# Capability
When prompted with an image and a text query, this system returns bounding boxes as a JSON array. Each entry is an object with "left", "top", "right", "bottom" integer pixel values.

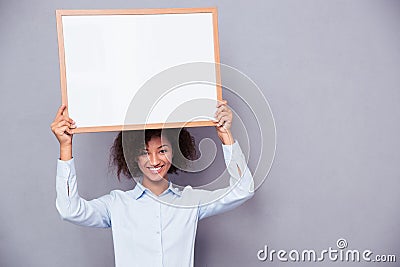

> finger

[
  {"left": 58, "top": 125, "right": 68, "bottom": 136},
  {"left": 223, "top": 121, "right": 232, "bottom": 130},
  {"left": 54, "top": 114, "right": 75, "bottom": 127},
  {"left": 64, "top": 126, "right": 74, "bottom": 135},
  {"left": 218, "top": 114, "right": 232, "bottom": 125},
  {"left": 56, "top": 120, "right": 76, "bottom": 130},
  {"left": 62, "top": 124, "right": 75, "bottom": 135},
  {"left": 54, "top": 106, "right": 75, "bottom": 125},
  {"left": 62, "top": 115, "right": 75, "bottom": 125},
  {"left": 214, "top": 106, "right": 231, "bottom": 120},
  {"left": 216, "top": 99, "right": 228, "bottom": 108},
  {"left": 59, "top": 125, "right": 72, "bottom": 136},
  {"left": 215, "top": 111, "right": 231, "bottom": 122},
  {"left": 216, "top": 121, "right": 227, "bottom": 130},
  {"left": 215, "top": 103, "right": 232, "bottom": 116},
  {"left": 55, "top": 105, "right": 66, "bottom": 119},
  {"left": 217, "top": 119, "right": 232, "bottom": 130},
  {"left": 216, "top": 116, "right": 229, "bottom": 127},
  {"left": 52, "top": 115, "right": 69, "bottom": 128},
  {"left": 216, "top": 102, "right": 227, "bottom": 110},
  {"left": 214, "top": 105, "right": 226, "bottom": 116},
  {"left": 56, "top": 120, "right": 69, "bottom": 129}
]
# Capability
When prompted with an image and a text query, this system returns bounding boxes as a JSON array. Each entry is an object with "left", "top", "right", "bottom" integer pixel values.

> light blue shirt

[{"left": 56, "top": 141, "right": 254, "bottom": 267}]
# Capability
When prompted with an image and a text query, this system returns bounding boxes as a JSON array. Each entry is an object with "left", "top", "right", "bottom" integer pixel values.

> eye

[{"left": 159, "top": 149, "right": 168, "bottom": 154}]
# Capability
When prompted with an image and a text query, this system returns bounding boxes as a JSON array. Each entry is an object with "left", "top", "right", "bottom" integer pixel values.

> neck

[{"left": 141, "top": 176, "right": 169, "bottom": 196}]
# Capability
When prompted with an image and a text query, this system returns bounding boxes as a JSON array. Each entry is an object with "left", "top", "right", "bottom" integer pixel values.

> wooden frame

[{"left": 56, "top": 8, "right": 222, "bottom": 133}]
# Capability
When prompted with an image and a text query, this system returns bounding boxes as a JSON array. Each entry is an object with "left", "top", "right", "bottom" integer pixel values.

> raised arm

[
  {"left": 51, "top": 105, "right": 112, "bottom": 228},
  {"left": 55, "top": 158, "right": 112, "bottom": 227},
  {"left": 197, "top": 100, "right": 254, "bottom": 220},
  {"left": 197, "top": 140, "right": 254, "bottom": 220}
]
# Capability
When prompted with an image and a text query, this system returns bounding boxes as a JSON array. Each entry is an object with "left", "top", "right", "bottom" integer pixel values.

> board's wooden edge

[
  {"left": 71, "top": 120, "right": 217, "bottom": 134},
  {"left": 56, "top": 7, "right": 217, "bottom": 16},
  {"left": 56, "top": 7, "right": 221, "bottom": 133},
  {"left": 211, "top": 8, "right": 222, "bottom": 101},
  {"left": 56, "top": 10, "right": 69, "bottom": 117}
]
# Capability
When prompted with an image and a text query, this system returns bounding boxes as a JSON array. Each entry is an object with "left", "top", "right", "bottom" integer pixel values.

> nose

[{"left": 148, "top": 153, "right": 161, "bottom": 166}]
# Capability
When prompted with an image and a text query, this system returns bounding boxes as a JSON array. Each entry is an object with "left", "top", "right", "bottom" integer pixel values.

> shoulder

[
  {"left": 180, "top": 185, "right": 213, "bottom": 201},
  {"left": 105, "top": 189, "right": 134, "bottom": 201},
  {"left": 109, "top": 189, "right": 131, "bottom": 197},
  {"left": 101, "top": 189, "right": 136, "bottom": 207}
]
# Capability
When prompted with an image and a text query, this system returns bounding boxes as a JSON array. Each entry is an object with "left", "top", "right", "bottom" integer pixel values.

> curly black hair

[{"left": 110, "top": 128, "right": 197, "bottom": 180}]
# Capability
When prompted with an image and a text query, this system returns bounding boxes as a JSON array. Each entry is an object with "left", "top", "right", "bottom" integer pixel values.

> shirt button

[{"left": 156, "top": 231, "right": 160, "bottom": 234}]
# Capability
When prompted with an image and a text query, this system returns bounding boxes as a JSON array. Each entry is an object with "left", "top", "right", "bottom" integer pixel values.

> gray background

[{"left": 1, "top": 0, "right": 399, "bottom": 266}]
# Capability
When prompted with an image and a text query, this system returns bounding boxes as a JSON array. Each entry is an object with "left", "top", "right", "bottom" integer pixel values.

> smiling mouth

[{"left": 147, "top": 165, "right": 164, "bottom": 174}]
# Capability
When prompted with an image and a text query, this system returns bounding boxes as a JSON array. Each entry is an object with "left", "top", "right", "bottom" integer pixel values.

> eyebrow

[{"left": 143, "top": 144, "right": 169, "bottom": 150}]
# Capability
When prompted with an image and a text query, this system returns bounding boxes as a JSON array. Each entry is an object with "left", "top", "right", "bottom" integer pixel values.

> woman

[{"left": 51, "top": 100, "right": 254, "bottom": 267}]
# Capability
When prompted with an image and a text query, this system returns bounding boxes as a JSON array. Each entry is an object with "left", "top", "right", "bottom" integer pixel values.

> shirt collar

[{"left": 131, "top": 178, "right": 182, "bottom": 200}]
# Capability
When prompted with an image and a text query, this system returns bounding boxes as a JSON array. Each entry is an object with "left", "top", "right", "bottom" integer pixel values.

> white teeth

[{"left": 149, "top": 167, "right": 162, "bottom": 172}]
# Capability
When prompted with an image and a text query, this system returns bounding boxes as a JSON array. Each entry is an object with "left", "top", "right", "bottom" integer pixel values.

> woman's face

[{"left": 136, "top": 135, "right": 173, "bottom": 182}]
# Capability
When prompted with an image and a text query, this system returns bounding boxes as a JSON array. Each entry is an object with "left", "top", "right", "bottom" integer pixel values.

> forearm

[
  {"left": 198, "top": 140, "right": 254, "bottom": 220},
  {"left": 60, "top": 144, "right": 72, "bottom": 161},
  {"left": 223, "top": 140, "right": 254, "bottom": 193},
  {"left": 217, "top": 130, "right": 234, "bottom": 145},
  {"left": 55, "top": 159, "right": 111, "bottom": 227},
  {"left": 56, "top": 158, "right": 83, "bottom": 220}
]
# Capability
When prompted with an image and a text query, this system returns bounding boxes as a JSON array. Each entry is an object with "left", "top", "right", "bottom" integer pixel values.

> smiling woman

[
  {"left": 51, "top": 99, "right": 255, "bottom": 267},
  {"left": 110, "top": 128, "right": 197, "bottom": 179},
  {"left": 110, "top": 128, "right": 197, "bottom": 195}
]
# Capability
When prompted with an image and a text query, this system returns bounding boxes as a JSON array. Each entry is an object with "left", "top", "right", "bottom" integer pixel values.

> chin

[
  {"left": 145, "top": 165, "right": 170, "bottom": 179},
  {"left": 146, "top": 173, "right": 167, "bottom": 182},
  {"left": 143, "top": 170, "right": 169, "bottom": 182}
]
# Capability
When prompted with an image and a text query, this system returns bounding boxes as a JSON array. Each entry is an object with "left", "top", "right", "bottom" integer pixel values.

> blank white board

[{"left": 56, "top": 8, "right": 222, "bottom": 133}]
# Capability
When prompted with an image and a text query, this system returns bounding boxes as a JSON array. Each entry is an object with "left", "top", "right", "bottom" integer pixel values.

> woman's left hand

[{"left": 214, "top": 99, "right": 234, "bottom": 144}]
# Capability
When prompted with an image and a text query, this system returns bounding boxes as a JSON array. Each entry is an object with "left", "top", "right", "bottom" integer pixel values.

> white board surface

[{"left": 57, "top": 9, "right": 221, "bottom": 132}]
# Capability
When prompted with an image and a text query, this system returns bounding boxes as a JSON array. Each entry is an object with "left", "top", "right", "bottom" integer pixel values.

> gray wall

[{"left": 1, "top": 0, "right": 399, "bottom": 266}]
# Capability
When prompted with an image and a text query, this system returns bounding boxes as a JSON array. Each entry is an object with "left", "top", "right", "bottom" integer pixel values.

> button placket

[
  {"left": 157, "top": 202, "right": 163, "bottom": 265},
  {"left": 156, "top": 202, "right": 161, "bottom": 234}
]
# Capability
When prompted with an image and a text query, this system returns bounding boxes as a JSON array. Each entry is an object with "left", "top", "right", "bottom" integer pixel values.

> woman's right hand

[{"left": 51, "top": 105, "right": 76, "bottom": 152}]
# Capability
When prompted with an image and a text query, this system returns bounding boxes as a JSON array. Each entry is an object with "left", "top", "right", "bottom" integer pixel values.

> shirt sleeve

[
  {"left": 55, "top": 158, "right": 112, "bottom": 228},
  {"left": 198, "top": 140, "right": 255, "bottom": 220}
]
